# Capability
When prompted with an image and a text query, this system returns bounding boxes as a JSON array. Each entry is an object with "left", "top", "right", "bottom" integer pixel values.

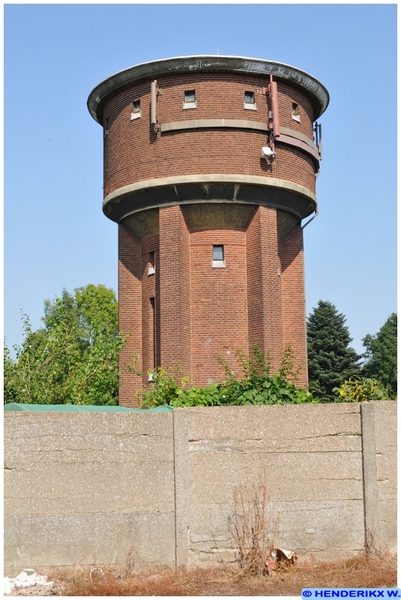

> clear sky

[{"left": 4, "top": 3, "right": 397, "bottom": 357}]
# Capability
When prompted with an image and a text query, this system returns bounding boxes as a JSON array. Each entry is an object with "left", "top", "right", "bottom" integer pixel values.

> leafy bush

[
  {"left": 4, "top": 285, "right": 124, "bottom": 405},
  {"left": 139, "top": 343, "right": 317, "bottom": 408},
  {"left": 136, "top": 366, "right": 190, "bottom": 407},
  {"left": 333, "top": 378, "right": 389, "bottom": 403}
]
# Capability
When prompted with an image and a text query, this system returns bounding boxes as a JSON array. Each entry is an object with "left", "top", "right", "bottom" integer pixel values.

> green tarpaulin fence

[{"left": 4, "top": 403, "right": 173, "bottom": 413}]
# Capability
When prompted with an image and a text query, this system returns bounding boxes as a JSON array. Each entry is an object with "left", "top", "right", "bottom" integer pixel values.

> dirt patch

[
  {"left": 7, "top": 583, "right": 61, "bottom": 596},
  {"left": 8, "top": 552, "right": 395, "bottom": 596}
]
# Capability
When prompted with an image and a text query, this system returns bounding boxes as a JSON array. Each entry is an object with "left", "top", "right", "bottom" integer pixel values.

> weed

[
  {"left": 227, "top": 479, "right": 279, "bottom": 575},
  {"left": 125, "top": 545, "right": 139, "bottom": 575}
]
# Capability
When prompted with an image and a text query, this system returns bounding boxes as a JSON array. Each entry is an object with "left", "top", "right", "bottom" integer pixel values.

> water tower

[{"left": 87, "top": 56, "right": 329, "bottom": 406}]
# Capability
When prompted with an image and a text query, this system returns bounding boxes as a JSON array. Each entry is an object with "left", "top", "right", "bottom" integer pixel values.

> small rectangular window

[
  {"left": 183, "top": 90, "right": 197, "bottom": 109},
  {"left": 292, "top": 102, "right": 301, "bottom": 122},
  {"left": 185, "top": 90, "right": 196, "bottom": 102},
  {"left": 213, "top": 245, "right": 224, "bottom": 261},
  {"left": 244, "top": 91, "right": 257, "bottom": 110},
  {"left": 131, "top": 100, "right": 141, "bottom": 120},
  {"left": 212, "top": 245, "right": 225, "bottom": 268},
  {"left": 148, "top": 251, "right": 155, "bottom": 275}
]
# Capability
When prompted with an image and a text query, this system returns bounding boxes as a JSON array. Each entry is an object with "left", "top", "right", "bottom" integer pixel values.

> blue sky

[{"left": 4, "top": 3, "right": 397, "bottom": 357}]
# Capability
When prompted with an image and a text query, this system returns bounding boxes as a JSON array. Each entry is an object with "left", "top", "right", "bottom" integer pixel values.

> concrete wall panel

[
  {"left": 4, "top": 412, "right": 176, "bottom": 571},
  {"left": 183, "top": 405, "right": 366, "bottom": 565},
  {"left": 372, "top": 401, "right": 397, "bottom": 552}
]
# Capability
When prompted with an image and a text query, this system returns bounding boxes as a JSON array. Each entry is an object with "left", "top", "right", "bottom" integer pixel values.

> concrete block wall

[
  {"left": 4, "top": 412, "right": 176, "bottom": 571},
  {"left": 4, "top": 402, "right": 396, "bottom": 573},
  {"left": 364, "top": 401, "right": 397, "bottom": 551}
]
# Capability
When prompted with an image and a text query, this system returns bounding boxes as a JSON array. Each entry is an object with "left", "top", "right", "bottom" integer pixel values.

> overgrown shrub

[
  {"left": 333, "top": 377, "right": 389, "bottom": 402},
  {"left": 138, "top": 343, "right": 317, "bottom": 408}
]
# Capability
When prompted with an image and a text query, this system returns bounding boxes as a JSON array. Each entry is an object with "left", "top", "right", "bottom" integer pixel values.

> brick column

[
  {"left": 141, "top": 234, "right": 160, "bottom": 386},
  {"left": 247, "top": 206, "right": 283, "bottom": 373},
  {"left": 280, "top": 224, "right": 308, "bottom": 387},
  {"left": 247, "top": 208, "right": 264, "bottom": 351},
  {"left": 118, "top": 224, "right": 142, "bottom": 406},
  {"left": 159, "top": 206, "right": 191, "bottom": 379}
]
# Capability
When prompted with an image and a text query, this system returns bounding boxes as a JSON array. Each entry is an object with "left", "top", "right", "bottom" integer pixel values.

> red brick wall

[
  {"left": 118, "top": 224, "right": 142, "bottom": 406},
  {"left": 246, "top": 208, "right": 264, "bottom": 352},
  {"left": 159, "top": 206, "right": 192, "bottom": 378},
  {"left": 189, "top": 228, "right": 248, "bottom": 386},
  {"left": 246, "top": 207, "right": 283, "bottom": 373},
  {"left": 280, "top": 225, "right": 308, "bottom": 387},
  {"left": 118, "top": 207, "right": 309, "bottom": 405},
  {"left": 278, "top": 82, "right": 314, "bottom": 137},
  {"left": 140, "top": 234, "right": 159, "bottom": 386},
  {"left": 102, "top": 74, "right": 316, "bottom": 197}
]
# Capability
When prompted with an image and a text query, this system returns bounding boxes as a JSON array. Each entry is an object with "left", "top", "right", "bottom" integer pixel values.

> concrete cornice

[
  {"left": 102, "top": 175, "right": 318, "bottom": 227},
  {"left": 103, "top": 173, "right": 317, "bottom": 209},
  {"left": 88, "top": 55, "right": 329, "bottom": 124}
]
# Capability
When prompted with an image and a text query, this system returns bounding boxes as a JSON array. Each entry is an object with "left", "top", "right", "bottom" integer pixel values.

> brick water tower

[{"left": 87, "top": 56, "right": 329, "bottom": 407}]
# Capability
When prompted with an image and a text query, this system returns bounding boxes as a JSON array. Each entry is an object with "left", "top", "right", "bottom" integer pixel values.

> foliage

[
  {"left": 333, "top": 377, "right": 389, "bottom": 403},
  {"left": 135, "top": 365, "right": 191, "bottom": 408},
  {"left": 361, "top": 313, "right": 397, "bottom": 398},
  {"left": 139, "top": 343, "right": 317, "bottom": 408},
  {"left": 4, "top": 285, "right": 125, "bottom": 405},
  {"left": 307, "top": 300, "right": 361, "bottom": 402}
]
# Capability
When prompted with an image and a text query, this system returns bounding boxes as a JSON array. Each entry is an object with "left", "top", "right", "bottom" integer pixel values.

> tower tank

[{"left": 87, "top": 55, "right": 329, "bottom": 406}]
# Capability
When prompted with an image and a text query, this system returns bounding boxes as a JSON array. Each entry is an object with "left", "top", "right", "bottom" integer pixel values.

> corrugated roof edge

[{"left": 4, "top": 403, "right": 174, "bottom": 413}]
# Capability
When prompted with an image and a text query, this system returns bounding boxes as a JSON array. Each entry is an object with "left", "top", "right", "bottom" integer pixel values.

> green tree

[
  {"left": 361, "top": 313, "right": 397, "bottom": 398},
  {"left": 4, "top": 284, "right": 125, "bottom": 405},
  {"left": 307, "top": 300, "right": 361, "bottom": 402}
]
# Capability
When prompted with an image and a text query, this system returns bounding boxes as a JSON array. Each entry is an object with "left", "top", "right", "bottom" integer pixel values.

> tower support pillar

[
  {"left": 118, "top": 224, "right": 142, "bottom": 406},
  {"left": 159, "top": 206, "right": 192, "bottom": 379},
  {"left": 247, "top": 206, "right": 283, "bottom": 373}
]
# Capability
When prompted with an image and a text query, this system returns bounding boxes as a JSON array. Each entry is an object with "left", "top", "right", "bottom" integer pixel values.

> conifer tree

[
  {"left": 307, "top": 300, "right": 361, "bottom": 402},
  {"left": 362, "top": 313, "right": 397, "bottom": 398}
]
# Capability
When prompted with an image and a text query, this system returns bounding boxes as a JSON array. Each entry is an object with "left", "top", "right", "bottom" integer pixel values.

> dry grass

[
  {"left": 228, "top": 479, "right": 279, "bottom": 575},
  {"left": 48, "top": 552, "right": 397, "bottom": 596},
  {"left": 45, "top": 482, "right": 396, "bottom": 596}
]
